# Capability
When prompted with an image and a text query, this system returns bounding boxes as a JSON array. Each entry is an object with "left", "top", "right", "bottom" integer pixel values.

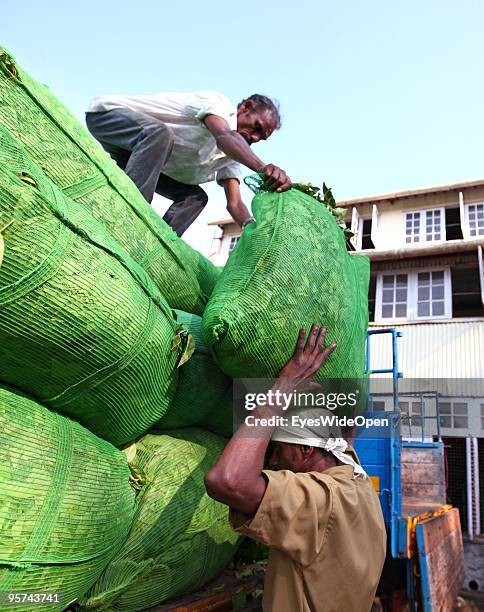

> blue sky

[{"left": 3, "top": 1, "right": 484, "bottom": 252}]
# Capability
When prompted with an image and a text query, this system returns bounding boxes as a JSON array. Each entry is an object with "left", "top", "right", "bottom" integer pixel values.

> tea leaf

[{"left": 178, "top": 333, "right": 195, "bottom": 368}]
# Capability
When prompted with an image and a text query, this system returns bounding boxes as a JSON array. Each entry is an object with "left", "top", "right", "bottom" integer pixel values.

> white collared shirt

[{"left": 87, "top": 91, "right": 241, "bottom": 186}]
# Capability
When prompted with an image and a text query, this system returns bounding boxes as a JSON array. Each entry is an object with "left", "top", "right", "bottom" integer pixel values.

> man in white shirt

[{"left": 86, "top": 91, "right": 291, "bottom": 236}]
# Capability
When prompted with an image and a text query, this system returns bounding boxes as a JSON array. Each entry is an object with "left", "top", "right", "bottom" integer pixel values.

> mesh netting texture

[
  {"left": 0, "top": 386, "right": 137, "bottom": 611},
  {"left": 155, "top": 311, "right": 234, "bottom": 437},
  {"left": 80, "top": 429, "right": 241, "bottom": 611},
  {"left": 202, "top": 179, "right": 370, "bottom": 380},
  {"left": 0, "top": 47, "right": 220, "bottom": 315},
  {"left": 0, "top": 127, "right": 181, "bottom": 446}
]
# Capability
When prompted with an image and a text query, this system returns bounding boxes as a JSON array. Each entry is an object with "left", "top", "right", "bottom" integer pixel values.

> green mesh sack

[
  {"left": 0, "top": 386, "right": 137, "bottom": 611},
  {"left": 0, "top": 127, "right": 181, "bottom": 446},
  {"left": 202, "top": 178, "right": 370, "bottom": 380},
  {"left": 0, "top": 47, "right": 220, "bottom": 315},
  {"left": 155, "top": 311, "right": 234, "bottom": 437},
  {"left": 81, "top": 429, "right": 241, "bottom": 611}
]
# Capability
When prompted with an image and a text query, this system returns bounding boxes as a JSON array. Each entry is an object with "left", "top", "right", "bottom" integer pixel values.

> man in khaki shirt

[{"left": 205, "top": 324, "right": 386, "bottom": 612}]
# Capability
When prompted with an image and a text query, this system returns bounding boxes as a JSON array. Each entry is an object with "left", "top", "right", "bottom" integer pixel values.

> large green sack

[
  {"left": 0, "top": 47, "right": 220, "bottom": 315},
  {"left": 156, "top": 311, "right": 234, "bottom": 437},
  {"left": 81, "top": 429, "right": 241, "bottom": 611},
  {"left": 0, "top": 386, "right": 137, "bottom": 611},
  {"left": 0, "top": 128, "right": 181, "bottom": 446},
  {"left": 202, "top": 180, "right": 370, "bottom": 380}
]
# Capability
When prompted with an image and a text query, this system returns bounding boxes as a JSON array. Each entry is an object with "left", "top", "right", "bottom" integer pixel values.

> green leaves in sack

[
  {"left": 123, "top": 443, "right": 146, "bottom": 492},
  {"left": 171, "top": 325, "right": 196, "bottom": 367},
  {"left": 293, "top": 182, "right": 353, "bottom": 240},
  {"left": 0, "top": 51, "right": 18, "bottom": 78},
  {"left": 18, "top": 172, "right": 37, "bottom": 187},
  {"left": 0, "top": 219, "right": 14, "bottom": 269}
]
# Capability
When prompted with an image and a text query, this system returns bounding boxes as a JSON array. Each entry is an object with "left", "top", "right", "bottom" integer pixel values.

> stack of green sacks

[
  {"left": 202, "top": 176, "right": 370, "bottom": 381},
  {"left": 0, "top": 386, "right": 136, "bottom": 611},
  {"left": 0, "top": 46, "right": 240, "bottom": 610},
  {"left": 0, "top": 47, "right": 220, "bottom": 315},
  {"left": 0, "top": 42, "right": 371, "bottom": 610},
  {"left": 0, "top": 127, "right": 180, "bottom": 447},
  {"left": 81, "top": 429, "right": 240, "bottom": 611}
]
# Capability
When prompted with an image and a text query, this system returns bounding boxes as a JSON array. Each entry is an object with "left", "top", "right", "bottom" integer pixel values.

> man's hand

[
  {"left": 263, "top": 163, "right": 292, "bottom": 192},
  {"left": 221, "top": 178, "right": 253, "bottom": 227},
  {"left": 278, "top": 324, "right": 336, "bottom": 387}
]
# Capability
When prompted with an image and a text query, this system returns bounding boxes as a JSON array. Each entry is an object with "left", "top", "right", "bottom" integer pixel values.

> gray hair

[{"left": 239, "top": 94, "right": 282, "bottom": 129}]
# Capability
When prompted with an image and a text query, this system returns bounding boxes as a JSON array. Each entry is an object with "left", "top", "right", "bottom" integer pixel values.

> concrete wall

[{"left": 463, "top": 537, "right": 484, "bottom": 593}]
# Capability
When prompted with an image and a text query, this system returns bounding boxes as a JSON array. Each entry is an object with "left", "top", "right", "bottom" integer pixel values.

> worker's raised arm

[
  {"left": 204, "top": 325, "right": 336, "bottom": 515},
  {"left": 220, "top": 178, "right": 254, "bottom": 228},
  {"left": 204, "top": 114, "right": 292, "bottom": 192}
]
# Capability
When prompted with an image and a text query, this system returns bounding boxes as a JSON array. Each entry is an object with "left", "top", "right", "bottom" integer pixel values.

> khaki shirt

[{"left": 230, "top": 457, "right": 386, "bottom": 612}]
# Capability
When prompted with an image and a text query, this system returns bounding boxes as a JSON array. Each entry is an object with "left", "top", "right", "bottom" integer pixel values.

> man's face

[
  {"left": 237, "top": 101, "right": 277, "bottom": 146},
  {"left": 268, "top": 442, "right": 307, "bottom": 472}
]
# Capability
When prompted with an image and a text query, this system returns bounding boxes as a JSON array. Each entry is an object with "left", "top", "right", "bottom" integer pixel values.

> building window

[
  {"left": 417, "top": 271, "right": 446, "bottom": 317},
  {"left": 440, "top": 403, "right": 452, "bottom": 428},
  {"left": 376, "top": 268, "right": 451, "bottom": 322},
  {"left": 410, "top": 403, "right": 423, "bottom": 427},
  {"left": 348, "top": 208, "right": 375, "bottom": 250},
  {"left": 466, "top": 202, "right": 484, "bottom": 237},
  {"left": 451, "top": 265, "right": 483, "bottom": 318},
  {"left": 361, "top": 219, "right": 375, "bottom": 249},
  {"left": 439, "top": 402, "right": 468, "bottom": 429},
  {"left": 399, "top": 401, "right": 423, "bottom": 427},
  {"left": 445, "top": 207, "right": 463, "bottom": 240},
  {"left": 368, "top": 277, "right": 377, "bottom": 322},
  {"left": 381, "top": 274, "right": 408, "bottom": 319},
  {"left": 424, "top": 209, "right": 443, "bottom": 241},
  {"left": 405, "top": 212, "right": 421, "bottom": 243},
  {"left": 372, "top": 400, "right": 386, "bottom": 412},
  {"left": 228, "top": 235, "right": 240, "bottom": 254},
  {"left": 405, "top": 209, "right": 445, "bottom": 243}
]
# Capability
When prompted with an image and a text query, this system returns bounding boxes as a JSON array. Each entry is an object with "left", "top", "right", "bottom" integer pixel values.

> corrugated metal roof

[{"left": 367, "top": 319, "right": 484, "bottom": 396}]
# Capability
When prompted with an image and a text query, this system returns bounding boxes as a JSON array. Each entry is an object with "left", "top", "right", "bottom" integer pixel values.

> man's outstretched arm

[
  {"left": 204, "top": 325, "right": 336, "bottom": 515},
  {"left": 220, "top": 178, "right": 253, "bottom": 228},
  {"left": 204, "top": 115, "right": 292, "bottom": 192}
]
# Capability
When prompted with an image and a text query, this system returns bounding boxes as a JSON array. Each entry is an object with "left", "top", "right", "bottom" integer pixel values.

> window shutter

[
  {"left": 371, "top": 204, "right": 379, "bottom": 248},
  {"left": 459, "top": 191, "right": 469, "bottom": 239},
  {"left": 350, "top": 207, "right": 361, "bottom": 250},
  {"left": 478, "top": 245, "right": 484, "bottom": 306}
]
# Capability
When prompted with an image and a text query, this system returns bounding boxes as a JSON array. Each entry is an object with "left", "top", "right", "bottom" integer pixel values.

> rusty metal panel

[
  {"left": 401, "top": 446, "right": 446, "bottom": 509},
  {"left": 416, "top": 508, "right": 464, "bottom": 612}
]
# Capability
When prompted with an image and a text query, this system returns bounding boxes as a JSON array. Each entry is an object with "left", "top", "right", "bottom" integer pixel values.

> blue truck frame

[{"left": 354, "top": 328, "right": 458, "bottom": 611}]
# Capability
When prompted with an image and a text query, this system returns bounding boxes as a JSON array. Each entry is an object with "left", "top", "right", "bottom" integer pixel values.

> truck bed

[{"left": 146, "top": 564, "right": 265, "bottom": 612}]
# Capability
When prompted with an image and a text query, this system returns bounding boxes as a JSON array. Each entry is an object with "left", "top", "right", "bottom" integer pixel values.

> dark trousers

[{"left": 85, "top": 108, "right": 208, "bottom": 236}]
